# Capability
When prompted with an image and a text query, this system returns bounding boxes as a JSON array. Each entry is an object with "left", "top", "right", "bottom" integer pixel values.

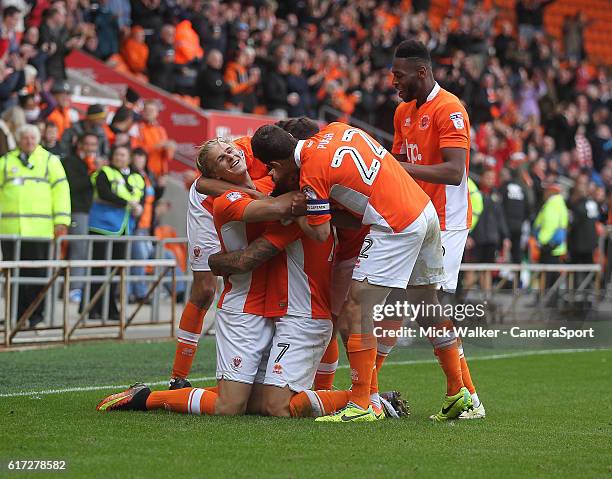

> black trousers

[
  {"left": 540, "top": 250, "right": 561, "bottom": 290},
  {"left": 510, "top": 231, "right": 523, "bottom": 264},
  {"left": 85, "top": 233, "right": 126, "bottom": 318},
  {"left": 1, "top": 239, "right": 50, "bottom": 322}
]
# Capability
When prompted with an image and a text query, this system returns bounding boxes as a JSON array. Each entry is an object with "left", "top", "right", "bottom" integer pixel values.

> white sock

[
  {"left": 471, "top": 392, "right": 481, "bottom": 408},
  {"left": 370, "top": 392, "right": 381, "bottom": 410}
]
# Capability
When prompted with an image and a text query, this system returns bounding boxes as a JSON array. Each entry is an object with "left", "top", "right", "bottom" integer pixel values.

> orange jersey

[
  {"left": 234, "top": 136, "right": 269, "bottom": 180},
  {"left": 392, "top": 84, "right": 472, "bottom": 231},
  {"left": 335, "top": 225, "right": 369, "bottom": 262},
  {"left": 263, "top": 222, "right": 334, "bottom": 319},
  {"left": 297, "top": 122, "right": 429, "bottom": 233},
  {"left": 213, "top": 190, "right": 268, "bottom": 315}
]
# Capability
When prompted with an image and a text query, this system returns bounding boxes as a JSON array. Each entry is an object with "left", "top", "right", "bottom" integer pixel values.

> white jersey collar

[
  {"left": 426, "top": 82, "right": 441, "bottom": 103},
  {"left": 294, "top": 140, "right": 305, "bottom": 167}
]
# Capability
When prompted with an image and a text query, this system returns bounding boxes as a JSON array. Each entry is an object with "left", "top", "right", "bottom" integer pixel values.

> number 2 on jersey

[{"left": 331, "top": 128, "right": 384, "bottom": 186}]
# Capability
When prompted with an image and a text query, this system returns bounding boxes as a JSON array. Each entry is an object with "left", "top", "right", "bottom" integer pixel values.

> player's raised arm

[
  {"left": 196, "top": 176, "right": 266, "bottom": 199},
  {"left": 399, "top": 148, "right": 465, "bottom": 185},
  {"left": 241, "top": 191, "right": 298, "bottom": 222}
]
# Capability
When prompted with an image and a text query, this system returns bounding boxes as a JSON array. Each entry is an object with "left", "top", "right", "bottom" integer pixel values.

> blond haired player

[{"left": 391, "top": 39, "right": 484, "bottom": 419}]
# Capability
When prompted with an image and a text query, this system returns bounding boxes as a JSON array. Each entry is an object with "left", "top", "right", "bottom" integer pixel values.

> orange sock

[
  {"left": 314, "top": 336, "right": 339, "bottom": 390},
  {"left": 289, "top": 390, "right": 351, "bottom": 417},
  {"left": 429, "top": 320, "right": 464, "bottom": 395},
  {"left": 171, "top": 302, "right": 207, "bottom": 379},
  {"left": 146, "top": 387, "right": 217, "bottom": 415},
  {"left": 347, "top": 334, "right": 377, "bottom": 409},
  {"left": 458, "top": 341, "right": 476, "bottom": 394}
]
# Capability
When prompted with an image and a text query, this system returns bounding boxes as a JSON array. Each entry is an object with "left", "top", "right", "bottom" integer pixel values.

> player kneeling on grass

[{"left": 96, "top": 134, "right": 407, "bottom": 419}]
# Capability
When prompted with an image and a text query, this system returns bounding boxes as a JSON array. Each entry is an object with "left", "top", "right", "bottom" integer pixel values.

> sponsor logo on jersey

[
  {"left": 419, "top": 114, "right": 430, "bottom": 130},
  {"left": 226, "top": 191, "right": 243, "bottom": 202},
  {"left": 449, "top": 112, "right": 465, "bottom": 130}
]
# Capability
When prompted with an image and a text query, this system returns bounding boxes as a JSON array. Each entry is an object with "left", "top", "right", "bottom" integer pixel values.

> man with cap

[
  {"left": 42, "top": 81, "right": 78, "bottom": 139},
  {"left": 60, "top": 103, "right": 110, "bottom": 160}
]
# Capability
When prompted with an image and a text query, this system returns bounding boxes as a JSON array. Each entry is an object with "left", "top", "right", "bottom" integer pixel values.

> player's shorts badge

[
  {"left": 232, "top": 356, "right": 242, "bottom": 369},
  {"left": 193, "top": 246, "right": 201, "bottom": 258},
  {"left": 419, "top": 114, "right": 430, "bottom": 130},
  {"left": 272, "top": 363, "right": 282, "bottom": 375}
]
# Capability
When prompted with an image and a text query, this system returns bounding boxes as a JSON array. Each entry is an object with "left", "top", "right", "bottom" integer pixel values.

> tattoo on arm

[{"left": 208, "top": 238, "right": 280, "bottom": 274}]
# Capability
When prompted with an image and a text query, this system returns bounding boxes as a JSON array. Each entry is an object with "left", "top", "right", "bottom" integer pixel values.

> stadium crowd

[{"left": 0, "top": 0, "right": 610, "bottom": 324}]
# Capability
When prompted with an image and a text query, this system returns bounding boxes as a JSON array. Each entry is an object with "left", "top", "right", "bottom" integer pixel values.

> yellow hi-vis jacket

[
  {"left": 0, "top": 146, "right": 71, "bottom": 238},
  {"left": 468, "top": 177, "right": 483, "bottom": 232}
]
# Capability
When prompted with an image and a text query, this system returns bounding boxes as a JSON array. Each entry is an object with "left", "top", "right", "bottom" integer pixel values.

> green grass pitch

[{"left": 1, "top": 340, "right": 611, "bottom": 478}]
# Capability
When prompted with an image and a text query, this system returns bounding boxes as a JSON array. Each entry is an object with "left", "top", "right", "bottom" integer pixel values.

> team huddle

[{"left": 97, "top": 40, "right": 486, "bottom": 422}]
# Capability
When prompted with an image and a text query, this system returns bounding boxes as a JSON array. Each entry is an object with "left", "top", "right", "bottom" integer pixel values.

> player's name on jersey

[{"left": 373, "top": 326, "right": 595, "bottom": 340}]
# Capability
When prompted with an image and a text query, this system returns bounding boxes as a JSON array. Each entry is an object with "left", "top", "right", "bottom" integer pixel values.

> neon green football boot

[
  {"left": 315, "top": 402, "right": 382, "bottom": 422},
  {"left": 430, "top": 387, "right": 473, "bottom": 422}
]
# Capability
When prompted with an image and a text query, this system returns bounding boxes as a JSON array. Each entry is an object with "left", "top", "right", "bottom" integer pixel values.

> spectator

[
  {"left": 0, "top": 124, "right": 70, "bottom": 328},
  {"left": 568, "top": 173, "right": 599, "bottom": 265},
  {"left": 286, "top": 59, "right": 311, "bottom": 118},
  {"left": 563, "top": 12, "right": 591, "bottom": 63},
  {"left": 0, "top": 52, "right": 26, "bottom": 112},
  {"left": 39, "top": 7, "right": 84, "bottom": 81},
  {"left": 134, "top": 99, "right": 174, "bottom": 178},
  {"left": 499, "top": 167, "right": 531, "bottom": 263},
  {"left": 107, "top": 0, "right": 131, "bottom": 33},
  {"left": 42, "top": 80, "right": 76, "bottom": 139},
  {"left": 41, "top": 120, "right": 61, "bottom": 155},
  {"left": 264, "top": 58, "right": 291, "bottom": 118},
  {"left": 108, "top": 105, "right": 135, "bottom": 147},
  {"left": 471, "top": 169, "right": 511, "bottom": 264},
  {"left": 533, "top": 182, "right": 569, "bottom": 291},
  {"left": 195, "top": 49, "right": 229, "bottom": 111},
  {"left": 120, "top": 25, "right": 148, "bottom": 78},
  {"left": 0, "top": 6, "right": 22, "bottom": 57},
  {"left": 61, "top": 132, "right": 99, "bottom": 303},
  {"left": 0, "top": 105, "right": 25, "bottom": 155},
  {"left": 129, "top": 147, "right": 164, "bottom": 303},
  {"left": 60, "top": 103, "right": 110, "bottom": 159},
  {"left": 224, "top": 46, "right": 259, "bottom": 113},
  {"left": 86, "top": 144, "right": 145, "bottom": 320},
  {"left": 515, "top": 0, "right": 556, "bottom": 43},
  {"left": 87, "top": 0, "right": 120, "bottom": 61},
  {"left": 147, "top": 24, "right": 178, "bottom": 92}
]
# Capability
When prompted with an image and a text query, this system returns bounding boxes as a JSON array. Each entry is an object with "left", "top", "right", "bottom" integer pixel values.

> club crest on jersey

[
  {"left": 302, "top": 186, "right": 317, "bottom": 199},
  {"left": 193, "top": 246, "right": 201, "bottom": 258},
  {"left": 232, "top": 356, "right": 242, "bottom": 369},
  {"left": 450, "top": 112, "right": 465, "bottom": 130},
  {"left": 419, "top": 114, "right": 430, "bottom": 130},
  {"left": 226, "top": 191, "right": 242, "bottom": 202},
  {"left": 404, "top": 117, "right": 411, "bottom": 127}
]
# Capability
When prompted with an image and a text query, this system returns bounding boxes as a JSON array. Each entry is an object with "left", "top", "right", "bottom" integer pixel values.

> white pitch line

[{"left": 0, "top": 347, "right": 608, "bottom": 398}]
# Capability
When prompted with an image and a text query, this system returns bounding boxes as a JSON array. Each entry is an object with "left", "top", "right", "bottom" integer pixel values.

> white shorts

[
  {"left": 215, "top": 309, "right": 274, "bottom": 384},
  {"left": 330, "top": 257, "right": 357, "bottom": 316},
  {"left": 187, "top": 182, "right": 221, "bottom": 272},
  {"left": 352, "top": 201, "right": 445, "bottom": 289},
  {"left": 440, "top": 229, "right": 469, "bottom": 293},
  {"left": 262, "top": 316, "right": 332, "bottom": 392}
]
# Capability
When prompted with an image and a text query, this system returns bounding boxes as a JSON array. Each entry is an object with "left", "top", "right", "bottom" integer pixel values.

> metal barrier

[{"left": 0, "top": 258, "right": 176, "bottom": 347}]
